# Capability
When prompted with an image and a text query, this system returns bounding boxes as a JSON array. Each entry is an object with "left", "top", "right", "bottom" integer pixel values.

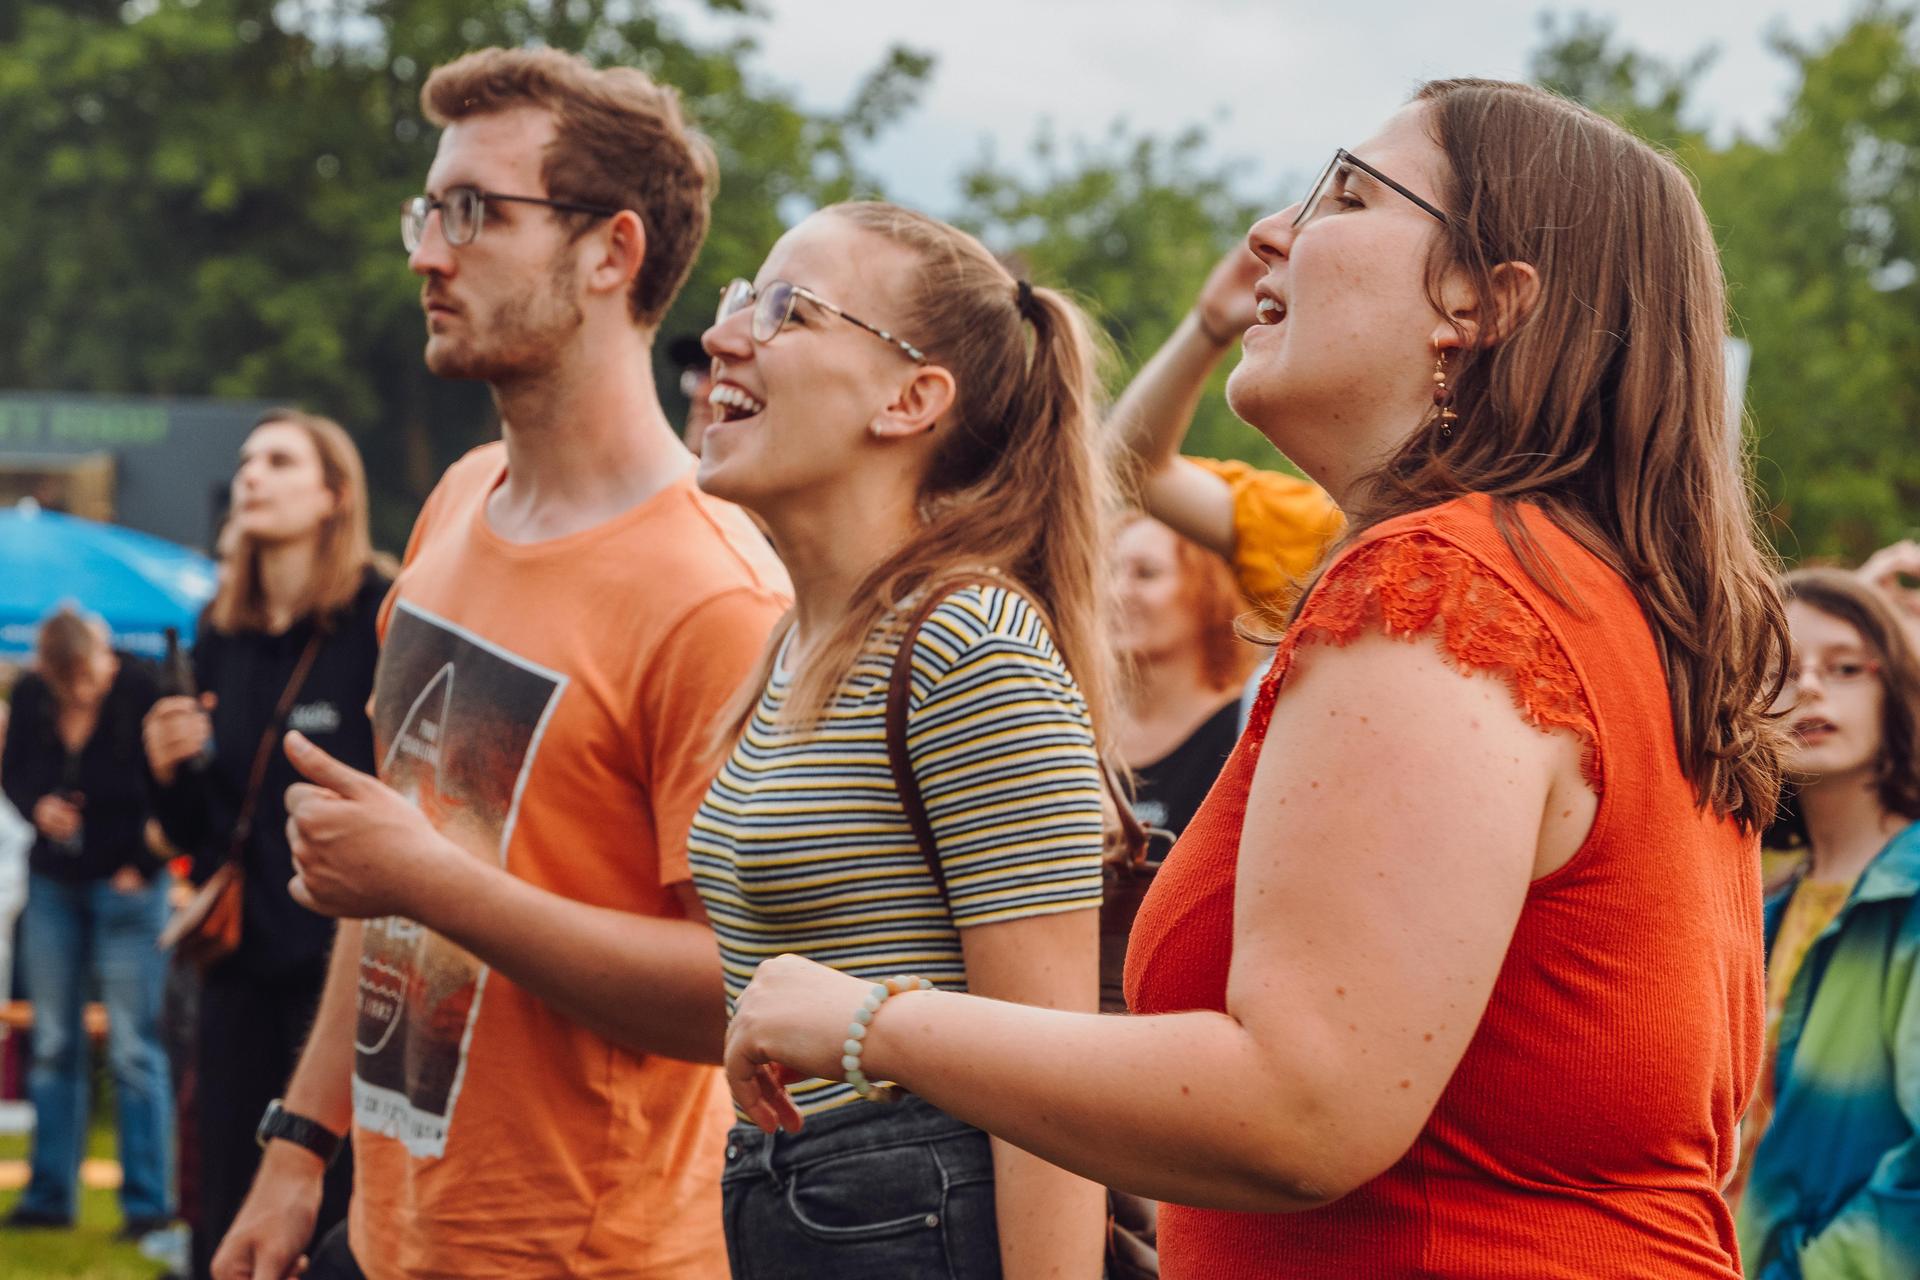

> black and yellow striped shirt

[{"left": 688, "top": 584, "right": 1105, "bottom": 1114}]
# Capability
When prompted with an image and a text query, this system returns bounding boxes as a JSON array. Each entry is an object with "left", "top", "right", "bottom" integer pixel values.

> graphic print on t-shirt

[{"left": 353, "top": 601, "right": 566, "bottom": 1158}]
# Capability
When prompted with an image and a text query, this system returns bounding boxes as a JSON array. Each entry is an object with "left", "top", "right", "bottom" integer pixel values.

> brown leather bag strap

[
  {"left": 885, "top": 581, "right": 962, "bottom": 905},
  {"left": 223, "top": 631, "right": 325, "bottom": 864},
  {"left": 884, "top": 574, "right": 1148, "bottom": 914}
]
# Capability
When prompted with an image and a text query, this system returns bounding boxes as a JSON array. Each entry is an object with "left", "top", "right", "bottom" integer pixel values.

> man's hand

[
  {"left": 283, "top": 731, "right": 460, "bottom": 921},
  {"left": 32, "top": 794, "right": 81, "bottom": 842},
  {"left": 1193, "top": 243, "right": 1264, "bottom": 345},
  {"left": 210, "top": 1142, "right": 323, "bottom": 1280},
  {"left": 144, "top": 693, "right": 216, "bottom": 786}
]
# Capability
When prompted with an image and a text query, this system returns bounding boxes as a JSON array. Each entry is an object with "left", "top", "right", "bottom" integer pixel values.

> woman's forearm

[
  {"left": 864, "top": 990, "right": 1343, "bottom": 1213},
  {"left": 1108, "top": 312, "right": 1233, "bottom": 474},
  {"left": 992, "top": 1135, "right": 1106, "bottom": 1279}
]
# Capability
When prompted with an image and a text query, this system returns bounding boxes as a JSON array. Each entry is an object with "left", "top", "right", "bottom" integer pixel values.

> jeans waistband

[{"left": 724, "top": 1096, "right": 982, "bottom": 1181}]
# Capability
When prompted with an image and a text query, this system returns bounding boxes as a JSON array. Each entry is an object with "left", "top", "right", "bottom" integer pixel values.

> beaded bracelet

[{"left": 844, "top": 975, "right": 933, "bottom": 1103}]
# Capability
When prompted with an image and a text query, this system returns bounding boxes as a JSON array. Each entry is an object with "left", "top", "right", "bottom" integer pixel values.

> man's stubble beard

[{"left": 423, "top": 249, "right": 586, "bottom": 385}]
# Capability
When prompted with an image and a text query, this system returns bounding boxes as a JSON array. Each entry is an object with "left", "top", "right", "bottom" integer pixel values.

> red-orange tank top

[{"left": 1125, "top": 495, "right": 1764, "bottom": 1278}]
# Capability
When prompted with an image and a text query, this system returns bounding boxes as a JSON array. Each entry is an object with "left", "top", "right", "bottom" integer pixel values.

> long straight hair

[
  {"left": 727, "top": 202, "right": 1117, "bottom": 753},
  {"left": 1304, "top": 80, "right": 1789, "bottom": 830},
  {"left": 1781, "top": 569, "right": 1920, "bottom": 827},
  {"left": 207, "top": 409, "right": 373, "bottom": 636}
]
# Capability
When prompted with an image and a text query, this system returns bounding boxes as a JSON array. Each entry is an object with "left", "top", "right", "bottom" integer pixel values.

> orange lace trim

[{"left": 1247, "top": 532, "right": 1602, "bottom": 792}]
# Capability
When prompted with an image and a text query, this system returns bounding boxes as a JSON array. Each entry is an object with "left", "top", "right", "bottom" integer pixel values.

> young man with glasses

[{"left": 211, "top": 46, "right": 787, "bottom": 1280}]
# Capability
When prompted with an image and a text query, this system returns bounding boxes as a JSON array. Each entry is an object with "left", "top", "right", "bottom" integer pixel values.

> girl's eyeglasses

[
  {"left": 1782, "top": 655, "right": 1882, "bottom": 694},
  {"left": 716, "top": 278, "right": 926, "bottom": 363}
]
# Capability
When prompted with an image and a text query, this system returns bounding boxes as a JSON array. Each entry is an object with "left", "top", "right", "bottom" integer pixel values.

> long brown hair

[
  {"left": 1303, "top": 79, "right": 1787, "bottom": 830},
  {"left": 736, "top": 202, "right": 1117, "bottom": 751},
  {"left": 1782, "top": 568, "right": 1920, "bottom": 823},
  {"left": 208, "top": 409, "right": 373, "bottom": 635}
]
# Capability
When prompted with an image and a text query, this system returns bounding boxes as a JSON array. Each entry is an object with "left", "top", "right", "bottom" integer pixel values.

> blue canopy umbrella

[{"left": 0, "top": 499, "right": 217, "bottom": 662}]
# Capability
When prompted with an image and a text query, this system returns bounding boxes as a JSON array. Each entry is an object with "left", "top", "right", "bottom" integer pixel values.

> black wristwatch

[{"left": 256, "top": 1099, "right": 342, "bottom": 1166}]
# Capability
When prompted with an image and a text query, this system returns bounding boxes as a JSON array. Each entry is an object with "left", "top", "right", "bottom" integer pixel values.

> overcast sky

[{"left": 676, "top": 0, "right": 1866, "bottom": 214}]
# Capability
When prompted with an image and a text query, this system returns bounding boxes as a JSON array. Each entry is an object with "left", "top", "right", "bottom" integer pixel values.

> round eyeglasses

[
  {"left": 401, "top": 185, "right": 623, "bottom": 252},
  {"left": 1781, "top": 654, "right": 1882, "bottom": 696},
  {"left": 715, "top": 278, "right": 926, "bottom": 363}
]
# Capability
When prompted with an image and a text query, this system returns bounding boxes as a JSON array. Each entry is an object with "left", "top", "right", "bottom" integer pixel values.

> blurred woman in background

[
  {"left": 1112, "top": 512, "right": 1259, "bottom": 863},
  {"left": 1733, "top": 568, "right": 1920, "bottom": 1278},
  {"left": 145, "top": 409, "right": 385, "bottom": 1278}
]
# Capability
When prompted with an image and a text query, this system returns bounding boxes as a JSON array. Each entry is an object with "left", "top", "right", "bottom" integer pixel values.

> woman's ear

[
  {"left": 869, "top": 364, "right": 957, "bottom": 441},
  {"left": 1430, "top": 260, "right": 1541, "bottom": 350}
]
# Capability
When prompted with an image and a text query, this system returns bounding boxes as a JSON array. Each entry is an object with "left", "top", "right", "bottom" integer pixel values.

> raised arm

[{"left": 1107, "top": 247, "right": 1262, "bottom": 558}]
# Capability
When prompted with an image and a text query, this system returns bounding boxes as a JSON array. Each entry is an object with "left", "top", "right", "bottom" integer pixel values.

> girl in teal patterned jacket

[{"left": 1736, "top": 568, "right": 1920, "bottom": 1278}]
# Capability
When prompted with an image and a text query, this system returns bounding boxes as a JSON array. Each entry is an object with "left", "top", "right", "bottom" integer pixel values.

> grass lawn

[{"left": 0, "top": 1128, "right": 170, "bottom": 1279}]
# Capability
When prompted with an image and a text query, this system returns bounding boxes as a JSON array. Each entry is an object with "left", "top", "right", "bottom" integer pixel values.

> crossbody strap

[
  {"left": 224, "top": 631, "right": 325, "bottom": 865},
  {"left": 883, "top": 574, "right": 1146, "bottom": 913}
]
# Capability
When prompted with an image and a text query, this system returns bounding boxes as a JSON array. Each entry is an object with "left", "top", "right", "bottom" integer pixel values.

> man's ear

[
  {"left": 1430, "top": 260, "right": 1541, "bottom": 350},
  {"left": 868, "top": 365, "right": 957, "bottom": 441},
  {"left": 586, "top": 209, "right": 647, "bottom": 301}
]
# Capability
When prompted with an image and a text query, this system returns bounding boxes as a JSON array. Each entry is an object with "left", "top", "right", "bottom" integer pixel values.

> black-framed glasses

[
  {"left": 400, "top": 185, "right": 623, "bottom": 252},
  {"left": 716, "top": 278, "right": 926, "bottom": 363},
  {"left": 1294, "top": 148, "right": 1451, "bottom": 230}
]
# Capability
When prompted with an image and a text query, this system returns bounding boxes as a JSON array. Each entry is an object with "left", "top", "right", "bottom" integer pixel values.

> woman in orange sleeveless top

[{"left": 721, "top": 79, "right": 1788, "bottom": 1277}]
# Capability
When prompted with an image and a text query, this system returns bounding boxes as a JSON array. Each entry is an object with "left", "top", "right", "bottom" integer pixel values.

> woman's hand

[
  {"left": 723, "top": 954, "right": 878, "bottom": 1134},
  {"left": 144, "top": 693, "right": 215, "bottom": 786},
  {"left": 1192, "top": 244, "right": 1264, "bottom": 345}
]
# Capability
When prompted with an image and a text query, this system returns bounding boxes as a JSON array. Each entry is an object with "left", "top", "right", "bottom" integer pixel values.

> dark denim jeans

[
  {"left": 17, "top": 871, "right": 174, "bottom": 1222},
  {"left": 722, "top": 1095, "right": 1002, "bottom": 1280}
]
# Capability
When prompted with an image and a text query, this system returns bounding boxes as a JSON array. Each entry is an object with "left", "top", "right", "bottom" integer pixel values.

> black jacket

[
  {"left": 3, "top": 657, "right": 163, "bottom": 882},
  {"left": 152, "top": 568, "right": 386, "bottom": 978}
]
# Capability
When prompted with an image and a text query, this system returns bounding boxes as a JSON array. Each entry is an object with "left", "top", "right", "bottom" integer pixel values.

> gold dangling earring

[{"left": 1431, "top": 347, "right": 1458, "bottom": 440}]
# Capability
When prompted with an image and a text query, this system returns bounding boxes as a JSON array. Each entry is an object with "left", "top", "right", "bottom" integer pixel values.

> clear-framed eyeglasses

[
  {"left": 715, "top": 278, "right": 926, "bottom": 363},
  {"left": 1293, "top": 148, "right": 1451, "bottom": 232},
  {"left": 400, "top": 185, "right": 623, "bottom": 252},
  {"left": 1781, "top": 654, "right": 1882, "bottom": 697}
]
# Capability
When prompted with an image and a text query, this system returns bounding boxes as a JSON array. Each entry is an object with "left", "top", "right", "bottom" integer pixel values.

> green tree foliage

[
  {"left": 0, "top": 0, "right": 928, "bottom": 548},
  {"left": 953, "top": 124, "right": 1286, "bottom": 469},
  {"left": 1532, "top": 8, "right": 1920, "bottom": 562}
]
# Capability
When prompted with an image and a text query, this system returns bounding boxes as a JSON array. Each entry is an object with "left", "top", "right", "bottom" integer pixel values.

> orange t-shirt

[{"left": 348, "top": 444, "right": 789, "bottom": 1279}]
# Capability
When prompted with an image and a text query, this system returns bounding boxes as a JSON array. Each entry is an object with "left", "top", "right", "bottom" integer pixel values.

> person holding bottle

[{"left": 144, "top": 408, "right": 385, "bottom": 1278}]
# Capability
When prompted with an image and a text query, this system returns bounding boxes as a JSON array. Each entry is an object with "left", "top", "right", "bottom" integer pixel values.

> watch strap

[{"left": 257, "top": 1099, "right": 342, "bottom": 1165}]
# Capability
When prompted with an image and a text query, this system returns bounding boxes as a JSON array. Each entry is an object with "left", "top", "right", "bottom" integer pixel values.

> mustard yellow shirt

[{"left": 1187, "top": 456, "right": 1343, "bottom": 622}]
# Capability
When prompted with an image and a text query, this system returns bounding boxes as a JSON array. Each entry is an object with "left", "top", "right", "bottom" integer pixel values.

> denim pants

[
  {"left": 18, "top": 871, "right": 174, "bottom": 1221},
  {"left": 722, "top": 1095, "right": 1002, "bottom": 1279}
]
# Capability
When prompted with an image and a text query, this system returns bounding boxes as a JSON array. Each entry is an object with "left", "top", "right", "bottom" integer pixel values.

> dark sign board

[{"left": 0, "top": 392, "right": 269, "bottom": 551}]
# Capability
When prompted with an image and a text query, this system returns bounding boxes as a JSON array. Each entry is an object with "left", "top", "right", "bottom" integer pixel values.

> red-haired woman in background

[{"left": 1113, "top": 513, "right": 1259, "bottom": 864}]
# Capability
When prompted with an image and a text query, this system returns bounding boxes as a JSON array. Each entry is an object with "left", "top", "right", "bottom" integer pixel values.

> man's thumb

[{"left": 284, "top": 731, "right": 361, "bottom": 793}]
